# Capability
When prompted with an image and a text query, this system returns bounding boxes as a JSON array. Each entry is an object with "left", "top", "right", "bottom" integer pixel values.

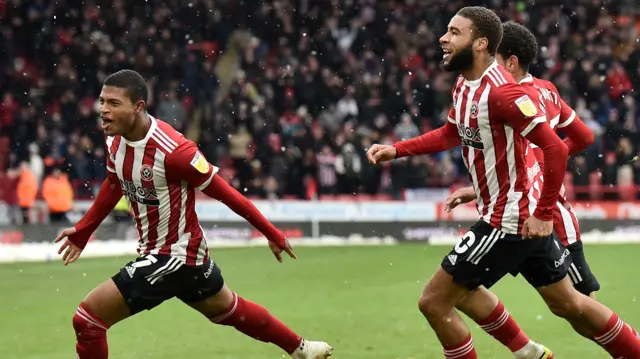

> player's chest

[
  {"left": 111, "top": 146, "right": 170, "bottom": 206},
  {"left": 452, "top": 100, "right": 491, "bottom": 150}
]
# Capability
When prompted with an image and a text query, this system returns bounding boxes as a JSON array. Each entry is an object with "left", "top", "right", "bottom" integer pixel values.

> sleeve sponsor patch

[
  {"left": 515, "top": 95, "right": 538, "bottom": 117},
  {"left": 190, "top": 151, "right": 210, "bottom": 174}
]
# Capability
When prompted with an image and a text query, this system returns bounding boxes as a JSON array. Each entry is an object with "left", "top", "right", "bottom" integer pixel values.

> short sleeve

[
  {"left": 490, "top": 83, "right": 546, "bottom": 137},
  {"left": 167, "top": 142, "right": 220, "bottom": 190},
  {"left": 555, "top": 96, "right": 576, "bottom": 129}
]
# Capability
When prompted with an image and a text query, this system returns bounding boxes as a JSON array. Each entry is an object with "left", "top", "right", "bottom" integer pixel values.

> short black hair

[
  {"left": 103, "top": 69, "right": 148, "bottom": 104},
  {"left": 497, "top": 21, "right": 538, "bottom": 71},
  {"left": 456, "top": 6, "right": 503, "bottom": 56}
]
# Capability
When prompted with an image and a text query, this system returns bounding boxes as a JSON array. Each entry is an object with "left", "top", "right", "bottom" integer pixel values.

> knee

[
  {"left": 418, "top": 291, "right": 449, "bottom": 319},
  {"left": 73, "top": 303, "right": 109, "bottom": 338},
  {"left": 546, "top": 294, "right": 585, "bottom": 320}
]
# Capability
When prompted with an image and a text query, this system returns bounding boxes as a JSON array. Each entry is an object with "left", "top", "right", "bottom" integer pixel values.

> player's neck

[
  {"left": 461, "top": 56, "right": 495, "bottom": 81},
  {"left": 123, "top": 113, "right": 151, "bottom": 142},
  {"left": 512, "top": 71, "right": 528, "bottom": 83}
]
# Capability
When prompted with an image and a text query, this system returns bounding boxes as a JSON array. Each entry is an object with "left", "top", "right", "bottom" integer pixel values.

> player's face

[
  {"left": 439, "top": 15, "right": 480, "bottom": 72},
  {"left": 98, "top": 86, "right": 143, "bottom": 136}
]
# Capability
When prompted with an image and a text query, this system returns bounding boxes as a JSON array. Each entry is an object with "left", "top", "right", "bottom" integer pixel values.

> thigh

[
  {"left": 112, "top": 254, "right": 189, "bottom": 315},
  {"left": 518, "top": 235, "right": 570, "bottom": 288},
  {"left": 177, "top": 258, "right": 226, "bottom": 310},
  {"left": 422, "top": 266, "right": 471, "bottom": 309},
  {"left": 82, "top": 278, "right": 131, "bottom": 327},
  {"left": 441, "top": 220, "right": 531, "bottom": 290},
  {"left": 566, "top": 241, "right": 600, "bottom": 295}
]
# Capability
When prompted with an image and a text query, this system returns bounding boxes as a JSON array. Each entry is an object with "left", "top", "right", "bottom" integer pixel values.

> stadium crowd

[{"left": 1, "top": 0, "right": 640, "bottom": 202}]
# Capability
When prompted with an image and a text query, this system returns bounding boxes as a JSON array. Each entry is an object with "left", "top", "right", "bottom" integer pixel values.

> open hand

[
  {"left": 268, "top": 238, "right": 296, "bottom": 263},
  {"left": 54, "top": 227, "right": 83, "bottom": 265}
]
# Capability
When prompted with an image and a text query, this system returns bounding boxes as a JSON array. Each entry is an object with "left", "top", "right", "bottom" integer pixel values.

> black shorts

[
  {"left": 112, "top": 254, "right": 225, "bottom": 315},
  {"left": 441, "top": 220, "right": 571, "bottom": 290},
  {"left": 566, "top": 241, "right": 600, "bottom": 295}
]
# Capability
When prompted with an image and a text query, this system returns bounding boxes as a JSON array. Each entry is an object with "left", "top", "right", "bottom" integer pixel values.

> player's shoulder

[
  {"left": 531, "top": 76, "right": 558, "bottom": 93},
  {"left": 149, "top": 116, "right": 190, "bottom": 154},
  {"left": 487, "top": 81, "right": 527, "bottom": 103},
  {"left": 482, "top": 63, "right": 515, "bottom": 89},
  {"left": 104, "top": 135, "right": 121, "bottom": 152}
]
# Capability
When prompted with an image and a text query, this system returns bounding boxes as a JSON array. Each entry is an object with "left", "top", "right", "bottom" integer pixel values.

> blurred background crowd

[{"left": 1, "top": 0, "right": 640, "bottom": 214}]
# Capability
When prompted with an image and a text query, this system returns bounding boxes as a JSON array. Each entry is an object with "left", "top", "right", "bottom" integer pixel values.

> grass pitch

[{"left": 1, "top": 244, "right": 639, "bottom": 359}]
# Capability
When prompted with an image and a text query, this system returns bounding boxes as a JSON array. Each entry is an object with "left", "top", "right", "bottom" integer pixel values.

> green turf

[{"left": 1, "top": 244, "right": 639, "bottom": 359}]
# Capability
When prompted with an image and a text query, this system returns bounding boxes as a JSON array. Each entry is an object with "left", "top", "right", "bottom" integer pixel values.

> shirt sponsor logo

[
  {"left": 120, "top": 180, "right": 160, "bottom": 206},
  {"left": 458, "top": 124, "right": 484, "bottom": 150}
]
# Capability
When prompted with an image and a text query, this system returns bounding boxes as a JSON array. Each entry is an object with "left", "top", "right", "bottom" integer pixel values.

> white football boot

[{"left": 291, "top": 339, "right": 333, "bottom": 359}]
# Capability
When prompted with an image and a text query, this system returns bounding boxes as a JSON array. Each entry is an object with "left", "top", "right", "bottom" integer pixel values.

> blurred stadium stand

[{"left": 1, "top": 0, "right": 640, "bottom": 210}]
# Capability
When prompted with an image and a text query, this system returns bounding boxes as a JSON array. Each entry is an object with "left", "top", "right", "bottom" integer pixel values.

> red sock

[
  {"left": 213, "top": 293, "right": 303, "bottom": 354},
  {"left": 475, "top": 301, "right": 530, "bottom": 352},
  {"left": 627, "top": 324, "right": 640, "bottom": 341},
  {"left": 73, "top": 302, "right": 110, "bottom": 359},
  {"left": 594, "top": 313, "right": 640, "bottom": 358},
  {"left": 443, "top": 334, "right": 478, "bottom": 359}
]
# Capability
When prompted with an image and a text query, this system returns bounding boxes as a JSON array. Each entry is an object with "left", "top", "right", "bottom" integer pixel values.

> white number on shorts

[
  {"left": 131, "top": 255, "right": 158, "bottom": 268},
  {"left": 454, "top": 231, "right": 476, "bottom": 254}
]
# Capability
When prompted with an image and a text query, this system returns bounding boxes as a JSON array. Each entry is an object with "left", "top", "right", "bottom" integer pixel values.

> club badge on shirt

[
  {"left": 515, "top": 95, "right": 538, "bottom": 117},
  {"left": 190, "top": 152, "right": 210, "bottom": 174}
]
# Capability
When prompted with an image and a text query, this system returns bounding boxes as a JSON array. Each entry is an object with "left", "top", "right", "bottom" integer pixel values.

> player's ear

[
  {"left": 507, "top": 55, "right": 519, "bottom": 72},
  {"left": 134, "top": 100, "right": 146, "bottom": 114},
  {"left": 474, "top": 37, "right": 489, "bottom": 53}
]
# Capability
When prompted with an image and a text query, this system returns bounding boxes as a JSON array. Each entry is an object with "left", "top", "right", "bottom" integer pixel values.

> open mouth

[
  {"left": 442, "top": 49, "right": 453, "bottom": 61},
  {"left": 101, "top": 118, "right": 113, "bottom": 130}
]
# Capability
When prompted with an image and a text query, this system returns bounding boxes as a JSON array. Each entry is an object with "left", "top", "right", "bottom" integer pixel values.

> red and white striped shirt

[
  {"left": 106, "top": 116, "right": 218, "bottom": 266},
  {"left": 447, "top": 62, "right": 549, "bottom": 234},
  {"left": 520, "top": 75, "right": 588, "bottom": 245}
]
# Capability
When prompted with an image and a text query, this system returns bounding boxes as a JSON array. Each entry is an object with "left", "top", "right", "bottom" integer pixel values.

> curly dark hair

[
  {"left": 456, "top": 6, "right": 503, "bottom": 56},
  {"left": 497, "top": 21, "right": 539, "bottom": 71},
  {"left": 103, "top": 69, "right": 148, "bottom": 104}
]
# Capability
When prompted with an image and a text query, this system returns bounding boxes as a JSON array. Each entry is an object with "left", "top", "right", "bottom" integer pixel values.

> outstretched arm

[
  {"left": 393, "top": 121, "right": 461, "bottom": 158},
  {"left": 67, "top": 171, "right": 122, "bottom": 249},
  {"left": 167, "top": 142, "right": 286, "bottom": 247}
]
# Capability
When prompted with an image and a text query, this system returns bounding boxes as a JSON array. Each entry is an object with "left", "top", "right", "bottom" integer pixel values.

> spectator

[
  {"left": 42, "top": 167, "right": 73, "bottom": 224},
  {"left": 16, "top": 161, "right": 37, "bottom": 224},
  {"left": 156, "top": 90, "right": 187, "bottom": 132},
  {"left": 42, "top": 168, "right": 73, "bottom": 223},
  {"left": 1, "top": 0, "right": 639, "bottom": 201}
]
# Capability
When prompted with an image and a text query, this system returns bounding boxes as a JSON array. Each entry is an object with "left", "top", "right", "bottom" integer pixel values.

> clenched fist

[
  {"left": 521, "top": 215, "right": 553, "bottom": 239},
  {"left": 366, "top": 144, "right": 397, "bottom": 165}
]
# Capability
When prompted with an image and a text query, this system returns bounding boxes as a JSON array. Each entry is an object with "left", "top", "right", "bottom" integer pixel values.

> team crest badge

[
  {"left": 190, "top": 152, "right": 210, "bottom": 174},
  {"left": 140, "top": 164, "right": 154, "bottom": 182},
  {"left": 470, "top": 101, "right": 479, "bottom": 119},
  {"left": 515, "top": 95, "right": 538, "bottom": 117}
]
